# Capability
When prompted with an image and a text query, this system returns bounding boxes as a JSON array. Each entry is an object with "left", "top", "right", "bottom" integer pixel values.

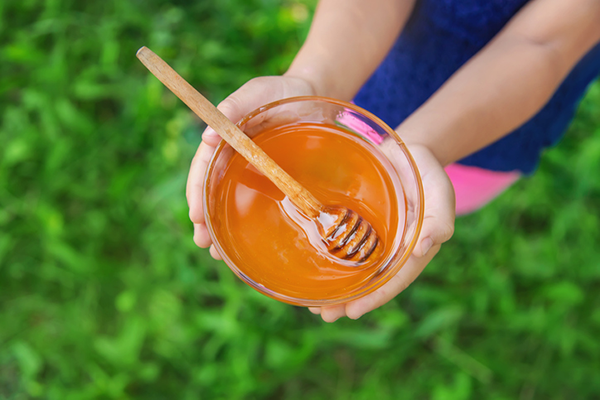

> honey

[{"left": 210, "top": 122, "right": 405, "bottom": 301}]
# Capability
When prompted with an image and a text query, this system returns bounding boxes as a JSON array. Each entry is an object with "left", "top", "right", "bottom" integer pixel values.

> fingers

[
  {"left": 407, "top": 145, "right": 456, "bottom": 258},
  {"left": 193, "top": 223, "right": 211, "bottom": 248},
  {"left": 187, "top": 140, "right": 219, "bottom": 224},
  {"left": 202, "top": 127, "right": 222, "bottom": 147},
  {"left": 345, "top": 244, "right": 440, "bottom": 319},
  {"left": 320, "top": 305, "right": 348, "bottom": 323},
  {"left": 307, "top": 244, "right": 439, "bottom": 322},
  {"left": 209, "top": 245, "right": 223, "bottom": 260}
]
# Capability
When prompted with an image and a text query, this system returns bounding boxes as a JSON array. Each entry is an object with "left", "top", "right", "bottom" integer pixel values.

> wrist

[
  {"left": 398, "top": 129, "right": 451, "bottom": 167},
  {"left": 284, "top": 64, "right": 330, "bottom": 98}
]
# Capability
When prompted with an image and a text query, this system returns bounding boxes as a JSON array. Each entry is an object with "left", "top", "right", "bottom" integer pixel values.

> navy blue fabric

[{"left": 354, "top": 0, "right": 600, "bottom": 174}]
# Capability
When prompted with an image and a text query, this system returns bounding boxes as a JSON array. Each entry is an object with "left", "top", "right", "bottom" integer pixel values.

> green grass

[{"left": 1, "top": 1, "right": 600, "bottom": 399}]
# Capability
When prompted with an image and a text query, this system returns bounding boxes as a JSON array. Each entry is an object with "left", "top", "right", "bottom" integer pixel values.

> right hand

[
  {"left": 308, "top": 144, "right": 456, "bottom": 321},
  {"left": 186, "top": 75, "right": 316, "bottom": 259}
]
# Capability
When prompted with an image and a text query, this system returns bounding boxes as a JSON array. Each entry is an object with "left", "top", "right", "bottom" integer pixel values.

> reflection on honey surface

[{"left": 212, "top": 122, "right": 405, "bottom": 300}]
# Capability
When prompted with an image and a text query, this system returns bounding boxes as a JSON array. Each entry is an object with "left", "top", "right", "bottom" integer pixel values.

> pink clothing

[{"left": 445, "top": 163, "right": 520, "bottom": 215}]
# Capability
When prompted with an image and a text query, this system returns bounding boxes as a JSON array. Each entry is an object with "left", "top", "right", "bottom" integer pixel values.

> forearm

[
  {"left": 398, "top": 0, "right": 600, "bottom": 166},
  {"left": 285, "top": 0, "right": 415, "bottom": 101},
  {"left": 398, "top": 37, "right": 569, "bottom": 166}
]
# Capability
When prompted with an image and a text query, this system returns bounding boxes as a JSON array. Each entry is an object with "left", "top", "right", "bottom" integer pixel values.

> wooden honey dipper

[{"left": 136, "top": 46, "right": 381, "bottom": 263}]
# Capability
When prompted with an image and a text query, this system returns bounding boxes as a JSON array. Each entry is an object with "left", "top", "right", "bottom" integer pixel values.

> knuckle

[{"left": 217, "top": 96, "right": 239, "bottom": 118}]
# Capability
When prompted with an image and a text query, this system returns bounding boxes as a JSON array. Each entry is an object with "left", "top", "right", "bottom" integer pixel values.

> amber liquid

[{"left": 212, "top": 122, "right": 404, "bottom": 301}]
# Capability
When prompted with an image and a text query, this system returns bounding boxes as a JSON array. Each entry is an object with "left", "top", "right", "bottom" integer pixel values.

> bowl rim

[{"left": 203, "top": 95, "right": 424, "bottom": 306}]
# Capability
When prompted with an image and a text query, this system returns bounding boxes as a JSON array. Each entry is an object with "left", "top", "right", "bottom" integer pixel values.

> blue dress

[{"left": 354, "top": 0, "right": 600, "bottom": 174}]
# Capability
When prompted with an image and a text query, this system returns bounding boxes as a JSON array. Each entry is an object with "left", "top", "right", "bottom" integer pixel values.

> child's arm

[
  {"left": 397, "top": 0, "right": 600, "bottom": 166},
  {"left": 285, "top": 0, "right": 416, "bottom": 101},
  {"left": 323, "top": 0, "right": 600, "bottom": 322}
]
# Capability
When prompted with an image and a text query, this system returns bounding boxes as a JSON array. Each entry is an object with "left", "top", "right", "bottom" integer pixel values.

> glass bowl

[{"left": 203, "top": 96, "right": 424, "bottom": 307}]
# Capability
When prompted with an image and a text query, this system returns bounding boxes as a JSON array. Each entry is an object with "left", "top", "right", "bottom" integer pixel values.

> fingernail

[{"left": 421, "top": 238, "right": 433, "bottom": 256}]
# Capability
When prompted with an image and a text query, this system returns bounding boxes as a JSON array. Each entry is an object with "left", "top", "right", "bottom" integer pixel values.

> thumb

[
  {"left": 202, "top": 76, "right": 287, "bottom": 145},
  {"left": 415, "top": 212, "right": 454, "bottom": 258},
  {"left": 200, "top": 88, "right": 250, "bottom": 147},
  {"left": 408, "top": 146, "right": 456, "bottom": 258},
  {"left": 202, "top": 75, "right": 317, "bottom": 145}
]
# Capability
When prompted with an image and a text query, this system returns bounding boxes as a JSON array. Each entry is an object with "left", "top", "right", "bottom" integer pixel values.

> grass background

[{"left": 1, "top": 0, "right": 600, "bottom": 399}]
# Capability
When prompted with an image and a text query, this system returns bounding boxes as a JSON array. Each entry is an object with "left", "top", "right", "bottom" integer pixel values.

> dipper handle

[{"left": 136, "top": 46, "right": 323, "bottom": 219}]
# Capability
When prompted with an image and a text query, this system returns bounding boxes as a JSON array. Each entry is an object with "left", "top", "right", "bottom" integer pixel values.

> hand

[
  {"left": 186, "top": 76, "right": 316, "bottom": 259},
  {"left": 308, "top": 144, "right": 456, "bottom": 322}
]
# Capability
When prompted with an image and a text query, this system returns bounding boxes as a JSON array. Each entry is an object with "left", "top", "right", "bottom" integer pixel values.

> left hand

[{"left": 309, "top": 144, "right": 456, "bottom": 322}]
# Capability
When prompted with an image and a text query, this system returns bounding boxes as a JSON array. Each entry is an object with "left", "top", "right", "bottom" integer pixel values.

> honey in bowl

[{"left": 204, "top": 97, "right": 424, "bottom": 306}]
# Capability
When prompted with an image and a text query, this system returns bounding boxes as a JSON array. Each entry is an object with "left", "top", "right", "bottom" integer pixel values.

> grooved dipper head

[{"left": 317, "top": 206, "right": 381, "bottom": 263}]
